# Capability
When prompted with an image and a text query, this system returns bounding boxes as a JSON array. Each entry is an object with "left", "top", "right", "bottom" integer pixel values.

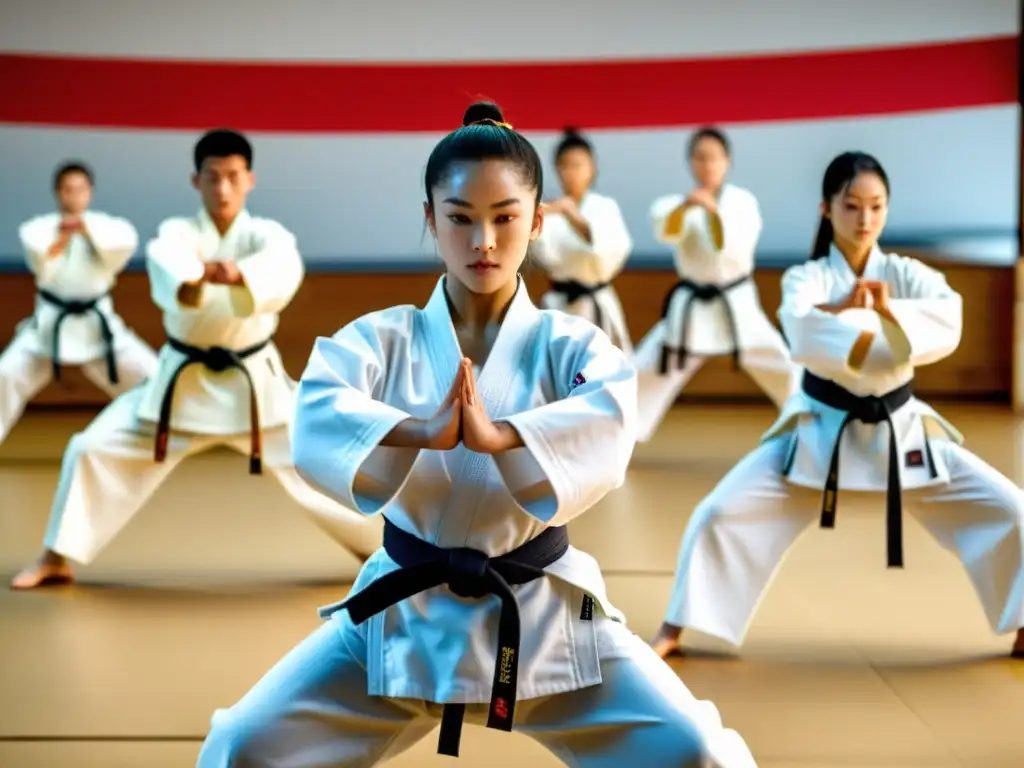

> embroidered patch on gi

[
  {"left": 492, "top": 697, "right": 510, "bottom": 720},
  {"left": 904, "top": 450, "right": 925, "bottom": 468},
  {"left": 570, "top": 371, "right": 587, "bottom": 391},
  {"left": 580, "top": 595, "right": 594, "bottom": 621}
]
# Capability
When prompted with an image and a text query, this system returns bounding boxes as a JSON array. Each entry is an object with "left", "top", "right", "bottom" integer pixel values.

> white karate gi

[
  {"left": 632, "top": 185, "right": 800, "bottom": 442},
  {"left": 533, "top": 191, "right": 634, "bottom": 353},
  {"left": 664, "top": 246, "right": 1024, "bottom": 647},
  {"left": 40, "top": 209, "right": 382, "bottom": 565},
  {"left": 197, "top": 277, "right": 757, "bottom": 768},
  {"left": 0, "top": 211, "right": 158, "bottom": 448}
]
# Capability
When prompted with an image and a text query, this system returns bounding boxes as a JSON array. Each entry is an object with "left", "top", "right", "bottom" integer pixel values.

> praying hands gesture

[
  {"left": 819, "top": 279, "right": 892, "bottom": 315},
  {"left": 460, "top": 358, "right": 521, "bottom": 453},
  {"left": 541, "top": 197, "right": 592, "bottom": 243},
  {"left": 204, "top": 260, "right": 244, "bottom": 286},
  {"left": 47, "top": 215, "right": 84, "bottom": 257},
  {"left": 424, "top": 364, "right": 464, "bottom": 450},
  {"left": 418, "top": 359, "right": 522, "bottom": 453},
  {"left": 540, "top": 197, "right": 578, "bottom": 216},
  {"left": 684, "top": 188, "right": 718, "bottom": 215},
  {"left": 59, "top": 215, "right": 85, "bottom": 235}
]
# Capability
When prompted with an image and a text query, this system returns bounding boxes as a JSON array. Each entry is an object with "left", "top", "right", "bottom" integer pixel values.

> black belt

[
  {"left": 549, "top": 278, "right": 610, "bottom": 330},
  {"left": 797, "top": 371, "right": 937, "bottom": 568},
  {"left": 338, "top": 518, "right": 570, "bottom": 757},
  {"left": 38, "top": 288, "right": 117, "bottom": 386},
  {"left": 658, "top": 274, "right": 749, "bottom": 374},
  {"left": 155, "top": 336, "right": 271, "bottom": 474}
]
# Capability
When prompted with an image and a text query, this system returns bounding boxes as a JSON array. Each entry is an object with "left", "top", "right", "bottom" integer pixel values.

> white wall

[{"left": 0, "top": 0, "right": 1018, "bottom": 266}]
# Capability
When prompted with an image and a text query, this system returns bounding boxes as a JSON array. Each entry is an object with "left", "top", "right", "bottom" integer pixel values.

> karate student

[
  {"left": 0, "top": 161, "right": 158, "bottom": 449},
  {"left": 651, "top": 151, "right": 1024, "bottom": 660},
  {"left": 633, "top": 127, "right": 800, "bottom": 442},
  {"left": 196, "top": 103, "right": 757, "bottom": 768},
  {"left": 10, "top": 130, "right": 382, "bottom": 590},
  {"left": 533, "top": 128, "right": 634, "bottom": 352}
]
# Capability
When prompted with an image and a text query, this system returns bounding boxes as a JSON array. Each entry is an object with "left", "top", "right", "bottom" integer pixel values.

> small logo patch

[
  {"left": 580, "top": 595, "right": 594, "bottom": 621},
  {"left": 571, "top": 372, "right": 587, "bottom": 390},
  {"left": 905, "top": 450, "right": 925, "bottom": 468},
  {"left": 492, "top": 697, "right": 509, "bottom": 720}
]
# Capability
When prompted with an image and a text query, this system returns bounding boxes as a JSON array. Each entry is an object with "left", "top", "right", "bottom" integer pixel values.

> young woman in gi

[
  {"left": 533, "top": 128, "right": 634, "bottom": 352},
  {"left": 651, "top": 151, "right": 1024, "bottom": 661},
  {"left": 196, "top": 102, "right": 757, "bottom": 768}
]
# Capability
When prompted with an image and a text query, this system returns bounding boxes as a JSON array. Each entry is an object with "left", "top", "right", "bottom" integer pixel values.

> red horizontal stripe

[{"left": 0, "top": 37, "right": 1017, "bottom": 133}]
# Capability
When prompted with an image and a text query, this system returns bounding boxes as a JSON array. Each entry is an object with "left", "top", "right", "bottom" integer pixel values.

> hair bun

[
  {"left": 463, "top": 101, "right": 505, "bottom": 127},
  {"left": 561, "top": 126, "right": 582, "bottom": 137}
]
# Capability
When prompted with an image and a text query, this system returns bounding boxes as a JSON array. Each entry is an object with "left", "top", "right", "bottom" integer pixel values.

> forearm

[
  {"left": 848, "top": 331, "right": 874, "bottom": 369},
  {"left": 814, "top": 302, "right": 847, "bottom": 315},
  {"left": 176, "top": 278, "right": 207, "bottom": 308},
  {"left": 875, "top": 305, "right": 898, "bottom": 324},
  {"left": 493, "top": 421, "right": 525, "bottom": 452},
  {"left": 47, "top": 233, "right": 71, "bottom": 258},
  {"left": 379, "top": 417, "right": 432, "bottom": 448},
  {"left": 564, "top": 211, "right": 593, "bottom": 244}
]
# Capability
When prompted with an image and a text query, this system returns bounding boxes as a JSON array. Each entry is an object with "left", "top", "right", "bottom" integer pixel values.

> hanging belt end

[
  {"left": 887, "top": 547, "right": 905, "bottom": 569},
  {"left": 154, "top": 433, "right": 169, "bottom": 463},
  {"left": 438, "top": 704, "right": 466, "bottom": 757},
  {"left": 249, "top": 455, "right": 262, "bottom": 475}
]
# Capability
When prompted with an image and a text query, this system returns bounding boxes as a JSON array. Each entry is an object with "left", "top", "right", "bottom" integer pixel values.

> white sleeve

[
  {"left": 881, "top": 257, "right": 963, "bottom": 367},
  {"left": 585, "top": 197, "right": 633, "bottom": 277},
  {"left": 492, "top": 323, "right": 637, "bottom": 527},
  {"left": 543, "top": 198, "right": 634, "bottom": 281},
  {"left": 145, "top": 219, "right": 208, "bottom": 312},
  {"left": 18, "top": 215, "right": 61, "bottom": 282},
  {"left": 230, "top": 221, "right": 305, "bottom": 316},
  {"left": 291, "top": 314, "right": 420, "bottom": 516},
  {"left": 649, "top": 194, "right": 687, "bottom": 245},
  {"left": 778, "top": 263, "right": 868, "bottom": 377},
  {"left": 83, "top": 213, "right": 138, "bottom": 273},
  {"left": 717, "top": 191, "right": 762, "bottom": 267},
  {"left": 530, "top": 235, "right": 558, "bottom": 272}
]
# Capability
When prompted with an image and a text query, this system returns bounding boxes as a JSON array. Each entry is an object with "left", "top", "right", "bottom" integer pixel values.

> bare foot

[
  {"left": 650, "top": 623, "right": 685, "bottom": 660},
  {"left": 1012, "top": 628, "right": 1024, "bottom": 659},
  {"left": 10, "top": 551, "right": 74, "bottom": 590}
]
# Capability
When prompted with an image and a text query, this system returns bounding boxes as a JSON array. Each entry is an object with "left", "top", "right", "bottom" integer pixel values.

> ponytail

[{"left": 811, "top": 215, "right": 833, "bottom": 260}]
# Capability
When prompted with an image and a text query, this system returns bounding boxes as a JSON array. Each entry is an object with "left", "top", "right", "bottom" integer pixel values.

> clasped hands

[
  {"left": 836, "top": 279, "right": 891, "bottom": 314},
  {"left": 425, "top": 358, "right": 517, "bottom": 454},
  {"left": 47, "top": 216, "right": 87, "bottom": 257},
  {"left": 683, "top": 188, "right": 718, "bottom": 214},
  {"left": 176, "top": 257, "right": 244, "bottom": 307},
  {"left": 540, "top": 196, "right": 579, "bottom": 216},
  {"left": 202, "top": 259, "right": 244, "bottom": 286},
  {"left": 58, "top": 215, "right": 86, "bottom": 235}
]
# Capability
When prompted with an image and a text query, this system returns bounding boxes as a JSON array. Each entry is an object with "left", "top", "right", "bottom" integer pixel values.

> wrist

[
  {"left": 492, "top": 421, "right": 524, "bottom": 452},
  {"left": 382, "top": 416, "right": 435, "bottom": 449},
  {"left": 422, "top": 417, "right": 450, "bottom": 450}
]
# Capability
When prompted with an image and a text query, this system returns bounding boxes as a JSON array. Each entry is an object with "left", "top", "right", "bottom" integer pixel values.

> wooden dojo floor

[{"left": 2, "top": 401, "right": 1024, "bottom": 768}]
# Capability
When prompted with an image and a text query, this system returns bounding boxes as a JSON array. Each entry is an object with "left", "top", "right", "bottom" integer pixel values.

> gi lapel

[
  {"left": 420, "top": 276, "right": 541, "bottom": 546},
  {"left": 198, "top": 208, "right": 251, "bottom": 261}
]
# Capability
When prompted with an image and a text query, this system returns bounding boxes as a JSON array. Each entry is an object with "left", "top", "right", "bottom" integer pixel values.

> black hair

[
  {"left": 193, "top": 129, "right": 253, "bottom": 172},
  {"left": 811, "top": 151, "right": 891, "bottom": 259},
  {"left": 423, "top": 101, "right": 543, "bottom": 206},
  {"left": 687, "top": 126, "right": 730, "bottom": 158},
  {"left": 554, "top": 127, "right": 593, "bottom": 162},
  {"left": 53, "top": 161, "right": 93, "bottom": 190}
]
